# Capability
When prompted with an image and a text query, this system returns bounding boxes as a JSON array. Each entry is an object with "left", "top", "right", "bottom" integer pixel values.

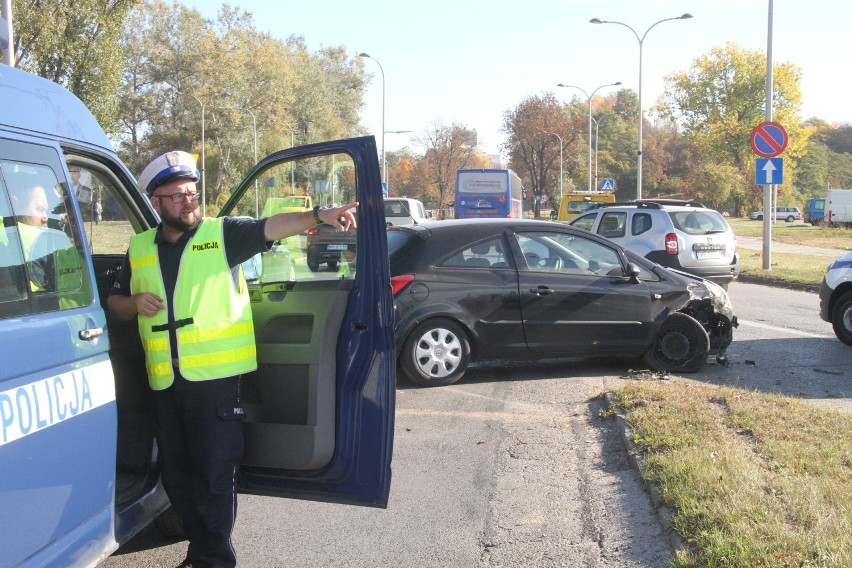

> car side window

[
  {"left": 441, "top": 237, "right": 508, "bottom": 268},
  {"left": 632, "top": 213, "right": 653, "bottom": 235},
  {"left": 597, "top": 212, "right": 626, "bottom": 238},
  {"left": 571, "top": 213, "right": 596, "bottom": 232},
  {"left": 516, "top": 231, "right": 623, "bottom": 276},
  {"left": 0, "top": 159, "right": 92, "bottom": 318}
]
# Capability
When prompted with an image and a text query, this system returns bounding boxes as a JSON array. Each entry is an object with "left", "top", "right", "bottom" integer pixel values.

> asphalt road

[{"left": 103, "top": 281, "right": 850, "bottom": 567}]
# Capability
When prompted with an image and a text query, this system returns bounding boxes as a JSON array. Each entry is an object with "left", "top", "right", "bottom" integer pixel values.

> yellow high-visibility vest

[{"left": 129, "top": 218, "right": 256, "bottom": 389}]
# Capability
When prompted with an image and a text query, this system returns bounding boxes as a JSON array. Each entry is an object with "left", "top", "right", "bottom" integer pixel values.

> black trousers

[{"left": 152, "top": 373, "right": 244, "bottom": 568}]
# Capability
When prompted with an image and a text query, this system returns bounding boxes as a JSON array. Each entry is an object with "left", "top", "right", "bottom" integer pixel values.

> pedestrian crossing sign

[{"left": 600, "top": 178, "right": 615, "bottom": 191}]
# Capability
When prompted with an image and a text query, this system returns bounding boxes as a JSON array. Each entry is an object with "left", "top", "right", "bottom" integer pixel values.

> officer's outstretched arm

[{"left": 263, "top": 202, "right": 358, "bottom": 242}]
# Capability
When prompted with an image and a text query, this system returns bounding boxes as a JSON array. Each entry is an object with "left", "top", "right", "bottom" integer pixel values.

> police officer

[{"left": 107, "top": 151, "right": 356, "bottom": 567}]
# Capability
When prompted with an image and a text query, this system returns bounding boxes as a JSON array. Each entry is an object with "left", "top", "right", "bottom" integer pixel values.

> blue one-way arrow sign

[{"left": 756, "top": 157, "right": 783, "bottom": 185}]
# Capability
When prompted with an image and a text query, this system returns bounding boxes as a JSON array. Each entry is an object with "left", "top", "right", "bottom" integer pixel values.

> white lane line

[{"left": 737, "top": 319, "right": 833, "bottom": 339}]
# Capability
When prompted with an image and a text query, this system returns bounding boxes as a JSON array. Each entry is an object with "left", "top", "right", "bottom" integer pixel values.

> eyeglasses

[{"left": 155, "top": 192, "right": 200, "bottom": 204}]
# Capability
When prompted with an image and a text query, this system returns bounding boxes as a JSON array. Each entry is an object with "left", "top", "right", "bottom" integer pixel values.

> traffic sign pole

[{"left": 751, "top": 119, "right": 788, "bottom": 270}]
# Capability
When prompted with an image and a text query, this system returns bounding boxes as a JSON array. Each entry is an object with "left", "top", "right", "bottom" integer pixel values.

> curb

[{"left": 604, "top": 393, "right": 687, "bottom": 554}]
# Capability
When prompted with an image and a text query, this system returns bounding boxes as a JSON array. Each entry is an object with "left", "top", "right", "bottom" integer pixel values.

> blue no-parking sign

[{"left": 750, "top": 122, "right": 788, "bottom": 157}]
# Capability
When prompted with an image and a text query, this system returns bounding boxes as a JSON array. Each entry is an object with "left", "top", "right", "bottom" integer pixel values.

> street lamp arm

[
  {"left": 556, "top": 83, "right": 589, "bottom": 99},
  {"left": 641, "top": 14, "right": 693, "bottom": 43},
  {"left": 590, "top": 18, "right": 641, "bottom": 43}
]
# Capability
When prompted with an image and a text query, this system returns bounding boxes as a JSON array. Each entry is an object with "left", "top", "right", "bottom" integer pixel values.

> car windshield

[{"left": 670, "top": 210, "right": 729, "bottom": 235}]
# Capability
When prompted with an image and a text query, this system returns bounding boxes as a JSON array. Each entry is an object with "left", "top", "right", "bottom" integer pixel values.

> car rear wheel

[
  {"left": 644, "top": 312, "right": 710, "bottom": 373},
  {"left": 307, "top": 257, "right": 320, "bottom": 271},
  {"left": 831, "top": 291, "right": 852, "bottom": 346},
  {"left": 400, "top": 318, "right": 470, "bottom": 387}
]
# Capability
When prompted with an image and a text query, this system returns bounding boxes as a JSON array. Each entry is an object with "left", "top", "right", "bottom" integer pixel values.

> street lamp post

[
  {"left": 216, "top": 105, "right": 258, "bottom": 215},
  {"left": 179, "top": 92, "right": 206, "bottom": 216},
  {"left": 591, "top": 115, "right": 607, "bottom": 191},
  {"left": 358, "top": 53, "right": 386, "bottom": 184},
  {"left": 590, "top": 13, "right": 692, "bottom": 200},
  {"left": 383, "top": 129, "right": 412, "bottom": 196},
  {"left": 283, "top": 123, "right": 295, "bottom": 193},
  {"left": 556, "top": 82, "right": 621, "bottom": 192},
  {"left": 544, "top": 131, "right": 563, "bottom": 196}
]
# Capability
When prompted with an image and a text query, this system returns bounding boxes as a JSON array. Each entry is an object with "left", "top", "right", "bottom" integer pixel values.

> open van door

[{"left": 219, "top": 136, "right": 395, "bottom": 507}]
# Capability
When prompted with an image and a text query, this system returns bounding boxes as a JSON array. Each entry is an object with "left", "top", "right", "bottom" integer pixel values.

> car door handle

[
  {"left": 530, "top": 286, "right": 553, "bottom": 296},
  {"left": 79, "top": 327, "right": 104, "bottom": 341}
]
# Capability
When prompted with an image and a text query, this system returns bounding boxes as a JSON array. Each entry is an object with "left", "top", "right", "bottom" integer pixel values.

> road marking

[{"left": 737, "top": 319, "right": 833, "bottom": 339}]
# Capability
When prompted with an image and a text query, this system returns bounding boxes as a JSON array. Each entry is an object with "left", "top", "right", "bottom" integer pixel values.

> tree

[
  {"left": 593, "top": 90, "right": 638, "bottom": 198},
  {"left": 116, "top": 1, "right": 367, "bottom": 213},
  {"left": 501, "top": 93, "right": 579, "bottom": 217},
  {"left": 658, "top": 42, "right": 808, "bottom": 210},
  {"left": 413, "top": 122, "right": 484, "bottom": 218},
  {"left": 12, "top": 0, "right": 137, "bottom": 131}
]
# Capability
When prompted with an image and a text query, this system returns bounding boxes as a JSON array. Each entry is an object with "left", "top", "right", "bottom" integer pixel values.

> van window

[
  {"left": 72, "top": 164, "right": 138, "bottom": 255},
  {"left": 0, "top": 159, "right": 92, "bottom": 317}
]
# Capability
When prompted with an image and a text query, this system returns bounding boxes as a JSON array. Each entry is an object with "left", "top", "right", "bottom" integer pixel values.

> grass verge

[
  {"left": 611, "top": 381, "right": 852, "bottom": 567},
  {"left": 738, "top": 250, "right": 831, "bottom": 288},
  {"left": 727, "top": 218, "right": 852, "bottom": 250}
]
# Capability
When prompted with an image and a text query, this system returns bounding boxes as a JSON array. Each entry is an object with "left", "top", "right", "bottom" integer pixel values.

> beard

[{"left": 160, "top": 206, "right": 201, "bottom": 233}]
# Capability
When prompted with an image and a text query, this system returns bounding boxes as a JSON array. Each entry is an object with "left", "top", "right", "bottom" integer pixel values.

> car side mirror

[{"left": 626, "top": 262, "right": 641, "bottom": 283}]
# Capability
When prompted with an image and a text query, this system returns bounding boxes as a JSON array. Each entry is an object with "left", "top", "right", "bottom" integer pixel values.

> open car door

[{"left": 220, "top": 136, "right": 395, "bottom": 507}]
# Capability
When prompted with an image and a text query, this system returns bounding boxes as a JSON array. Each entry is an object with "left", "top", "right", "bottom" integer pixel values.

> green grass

[
  {"left": 738, "top": 250, "right": 831, "bottom": 288},
  {"left": 727, "top": 217, "right": 852, "bottom": 250},
  {"left": 725, "top": 217, "right": 850, "bottom": 288},
  {"left": 611, "top": 381, "right": 852, "bottom": 567}
]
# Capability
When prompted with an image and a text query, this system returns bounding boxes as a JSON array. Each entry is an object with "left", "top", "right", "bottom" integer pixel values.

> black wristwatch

[{"left": 312, "top": 205, "right": 325, "bottom": 225}]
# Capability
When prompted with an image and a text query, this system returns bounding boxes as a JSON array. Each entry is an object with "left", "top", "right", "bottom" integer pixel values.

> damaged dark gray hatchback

[{"left": 388, "top": 219, "right": 737, "bottom": 386}]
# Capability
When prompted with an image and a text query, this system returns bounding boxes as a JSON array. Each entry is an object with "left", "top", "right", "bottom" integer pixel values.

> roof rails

[{"left": 587, "top": 199, "right": 707, "bottom": 211}]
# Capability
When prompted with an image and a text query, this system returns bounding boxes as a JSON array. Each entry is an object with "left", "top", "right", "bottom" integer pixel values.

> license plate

[
  {"left": 696, "top": 250, "right": 722, "bottom": 259},
  {"left": 326, "top": 244, "right": 348, "bottom": 251}
]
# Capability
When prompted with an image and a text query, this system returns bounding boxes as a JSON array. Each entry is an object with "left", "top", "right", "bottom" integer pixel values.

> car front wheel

[
  {"left": 786, "top": 216, "right": 795, "bottom": 222},
  {"left": 400, "top": 318, "right": 470, "bottom": 387},
  {"left": 831, "top": 291, "right": 852, "bottom": 346},
  {"left": 644, "top": 312, "right": 710, "bottom": 373}
]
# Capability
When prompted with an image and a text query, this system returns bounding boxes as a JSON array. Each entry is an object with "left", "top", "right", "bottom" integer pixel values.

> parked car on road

[
  {"left": 748, "top": 205, "right": 802, "bottom": 222},
  {"left": 388, "top": 219, "right": 737, "bottom": 386},
  {"left": 819, "top": 252, "right": 852, "bottom": 345},
  {"left": 306, "top": 214, "right": 358, "bottom": 271},
  {"left": 570, "top": 200, "right": 740, "bottom": 289}
]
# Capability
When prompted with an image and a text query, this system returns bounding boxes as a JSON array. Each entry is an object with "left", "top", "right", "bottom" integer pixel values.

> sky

[{"left": 178, "top": 0, "right": 851, "bottom": 159}]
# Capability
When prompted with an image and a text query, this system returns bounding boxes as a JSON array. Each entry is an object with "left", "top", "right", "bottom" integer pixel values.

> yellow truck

[
  {"left": 556, "top": 190, "right": 615, "bottom": 222},
  {"left": 261, "top": 194, "right": 313, "bottom": 216}
]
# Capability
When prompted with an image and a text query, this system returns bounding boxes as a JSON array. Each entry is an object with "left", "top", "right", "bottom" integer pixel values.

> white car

[
  {"left": 748, "top": 205, "right": 802, "bottom": 222},
  {"left": 819, "top": 252, "right": 852, "bottom": 345}
]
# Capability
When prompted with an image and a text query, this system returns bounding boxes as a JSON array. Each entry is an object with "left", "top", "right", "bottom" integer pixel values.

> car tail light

[
  {"left": 390, "top": 274, "right": 415, "bottom": 295},
  {"left": 665, "top": 232, "right": 678, "bottom": 254},
  {"left": 307, "top": 227, "right": 321, "bottom": 236}
]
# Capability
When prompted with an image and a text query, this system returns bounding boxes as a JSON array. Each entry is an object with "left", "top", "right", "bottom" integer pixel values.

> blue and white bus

[{"left": 455, "top": 169, "right": 524, "bottom": 219}]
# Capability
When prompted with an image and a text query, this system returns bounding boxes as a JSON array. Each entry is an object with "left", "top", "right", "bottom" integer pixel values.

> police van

[{"left": 0, "top": 63, "right": 395, "bottom": 566}]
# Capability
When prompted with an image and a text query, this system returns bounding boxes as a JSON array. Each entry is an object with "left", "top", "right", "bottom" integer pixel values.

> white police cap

[{"left": 138, "top": 150, "right": 200, "bottom": 195}]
